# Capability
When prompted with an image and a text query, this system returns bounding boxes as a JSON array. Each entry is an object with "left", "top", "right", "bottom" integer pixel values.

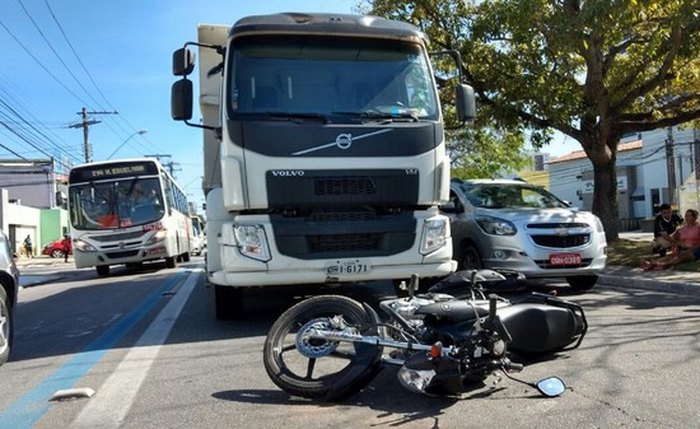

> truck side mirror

[
  {"left": 456, "top": 84, "right": 476, "bottom": 122},
  {"left": 172, "top": 48, "right": 195, "bottom": 76},
  {"left": 171, "top": 79, "right": 193, "bottom": 121}
]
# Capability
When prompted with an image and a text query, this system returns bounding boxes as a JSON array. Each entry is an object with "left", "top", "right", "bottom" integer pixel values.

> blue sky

[
  {"left": 0, "top": 0, "right": 360, "bottom": 209},
  {"left": 0, "top": 0, "right": 578, "bottom": 209}
]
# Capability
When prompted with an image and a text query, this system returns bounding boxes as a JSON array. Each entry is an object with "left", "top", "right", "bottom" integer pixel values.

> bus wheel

[
  {"left": 213, "top": 284, "right": 244, "bottom": 320},
  {"left": 165, "top": 256, "right": 177, "bottom": 269},
  {"left": 182, "top": 252, "right": 190, "bottom": 263},
  {"left": 96, "top": 265, "right": 110, "bottom": 277}
]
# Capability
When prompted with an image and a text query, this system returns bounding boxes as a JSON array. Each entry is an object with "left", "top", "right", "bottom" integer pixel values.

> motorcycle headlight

[
  {"left": 476, "top": 215, "right": 517, "bottom": 236},
  {"left": 420, "top": 218, "right": 448, "bottom": 255},
  {"left": 146, "top": 230, "right": 168, "bottom": 245},
  {"left": 73, "top": 239, "right": 96, "bottom": 252},
  {"left": 233, "top": 224, "right": 271, "bottom": 262}
]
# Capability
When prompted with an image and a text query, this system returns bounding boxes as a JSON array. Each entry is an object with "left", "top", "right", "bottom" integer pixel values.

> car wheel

[
  {"left": 566, "top": 275, "right": 598, "bottom": 291},
  {"left": 96, "top": 265, "right": 110, "bottom": 277},
  {"left": 0, "top": 287, "right": 13, "bottom": 366},
  {"left": 460, "top": 245, "right": 483, "bottom": 270},
  {"left": 51, "top": 249, "right": 64, "bottom": 259}
]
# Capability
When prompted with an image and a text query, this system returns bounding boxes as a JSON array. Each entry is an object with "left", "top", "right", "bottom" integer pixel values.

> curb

[
  {"left": 598, "top": 273, "right": 700, "bottom": 296},
  {"left": 19, "top": 275, "right": 65, "bottom": 289}
]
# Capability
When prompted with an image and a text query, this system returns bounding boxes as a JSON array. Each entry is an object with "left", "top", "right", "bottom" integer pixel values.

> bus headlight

[
  {"left": 73, "top": 239, "right": 96, "bottom": 252},
  {"left": 233, "top": 224, "right": 271, "bottom": 262},
  {"left": 146, "top": 230, "right": 168, "bottom": 245},
  {"left": 420, "top": 218, "right": 448, "bottom": 255}
]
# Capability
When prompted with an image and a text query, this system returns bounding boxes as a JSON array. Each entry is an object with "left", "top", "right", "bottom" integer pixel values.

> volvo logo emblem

[{"left": 336, "top": 133, "right": 352, "bottom": 150}]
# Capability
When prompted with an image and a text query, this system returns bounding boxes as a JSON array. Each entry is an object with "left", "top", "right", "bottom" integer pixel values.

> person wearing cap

[{"left": 652, "top": 203, "right": 683, "bottom": 256}]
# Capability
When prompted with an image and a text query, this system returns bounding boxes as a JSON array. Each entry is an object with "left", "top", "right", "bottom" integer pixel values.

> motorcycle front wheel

[{"left": 263, "top": 295, "right": 382, "bottom": 400}]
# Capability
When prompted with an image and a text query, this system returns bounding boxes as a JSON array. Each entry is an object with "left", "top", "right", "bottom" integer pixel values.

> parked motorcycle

[{"left": 263, "top": 269, "right": 587, "bottom": 401}]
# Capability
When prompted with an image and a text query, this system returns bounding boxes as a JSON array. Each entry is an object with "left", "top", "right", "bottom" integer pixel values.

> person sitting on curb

[
  {"left": 642, "top": 209, "right": 700, "bottom": 270},
  {"left": 652, "top": 203, "right": 683, "bottom": 256}
]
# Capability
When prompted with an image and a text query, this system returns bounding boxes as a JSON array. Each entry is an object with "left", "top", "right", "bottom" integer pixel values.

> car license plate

[
  {"left": 326, "top": 260, "right": 371, "bottom": 276},
  {"left": 549, "top": 253, "right": 582, "bottom": 266}
]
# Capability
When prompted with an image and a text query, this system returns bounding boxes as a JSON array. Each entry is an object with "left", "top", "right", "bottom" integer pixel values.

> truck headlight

[
  {"left": 233, "top": 224, "right": 271, "bottom": 262},
  {"left": 420, "top": 218, "right": 448, "bottom": 255},
  {"left": 476, "top": 215, "right": 517, "bottom": 236},
  {"left": 73, "top": 239, "right": 96, "bottom": 252}
]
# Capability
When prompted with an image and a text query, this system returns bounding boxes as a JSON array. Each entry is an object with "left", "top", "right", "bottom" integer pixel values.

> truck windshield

[
  {"left": 69, "top": 177, "right": 166, "bottom": 230},
  {"left": 228, "top": 36, "right": 439, "bottom": 121}
]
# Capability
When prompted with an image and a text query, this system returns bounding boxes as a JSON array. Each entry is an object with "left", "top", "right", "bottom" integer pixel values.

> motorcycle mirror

[{"left": 536, "top": 376, "right": 566, "bottom": 397}]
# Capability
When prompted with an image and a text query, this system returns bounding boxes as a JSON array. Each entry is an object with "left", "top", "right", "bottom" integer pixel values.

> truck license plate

[
  {"left": 326, "top": 260, "right": 371, "bottom": 276},
  {"left": 549, "top": 253, "right": 582, "bottom": 266}
]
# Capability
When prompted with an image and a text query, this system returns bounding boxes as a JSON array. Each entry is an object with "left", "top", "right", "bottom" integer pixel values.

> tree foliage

[{"left": 365, "top": 0, "right": 700, "bottom": 240}]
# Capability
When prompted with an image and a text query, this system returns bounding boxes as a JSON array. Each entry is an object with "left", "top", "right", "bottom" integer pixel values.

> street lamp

[{"left": 106, "top": 129, "right": 148, "bottom": 160}]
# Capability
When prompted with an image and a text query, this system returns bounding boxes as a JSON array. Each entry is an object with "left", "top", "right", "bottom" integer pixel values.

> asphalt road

[{"left": 1, "top": 259, "right": 699, "bottom": 429}]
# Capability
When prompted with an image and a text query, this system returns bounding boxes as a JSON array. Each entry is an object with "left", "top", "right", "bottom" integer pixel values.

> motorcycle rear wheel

[{"left": 263, "top": 295, "right": 381, "bottom": 400}]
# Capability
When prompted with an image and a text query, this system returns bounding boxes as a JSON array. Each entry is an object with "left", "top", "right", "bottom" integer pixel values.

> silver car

[
  {"left": 0, "top": 230, "right": 20, "bottom": 366},
  {"left": 442, "top": 179, "right": 607, "bottom": 290}
]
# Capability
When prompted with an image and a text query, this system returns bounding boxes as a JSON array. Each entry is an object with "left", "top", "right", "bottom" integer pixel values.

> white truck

[{"left": 171, "top": 13, "right": 475, "bottom": 318}]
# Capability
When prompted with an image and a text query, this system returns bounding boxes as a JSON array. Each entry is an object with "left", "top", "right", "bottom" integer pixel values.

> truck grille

[
  {"left": 309, "top": 210, "right": 375, "bottom": 222},
  {"left": 314, "top": 177, "right": 376, "bottom": 196},
  {"left": 309, "top": 234, "right": 380, "bottom": 253}
]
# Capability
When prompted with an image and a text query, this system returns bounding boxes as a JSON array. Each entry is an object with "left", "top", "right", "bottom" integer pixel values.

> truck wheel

[
  {"left": 165, "top": 256, "right": 177, "bottom": 269},
  {"left": 213, "top": 284, "right": 243, "bottom": 320},
  {"left": 96, "top": 265, "right": 110, "bottom": 277},
  {"left": 566, "top": 275, "right": 598, "bottom": 291},
  {"left": 182, "top": 252, "right": 190, "bottom": 263},
  {"left": 0, "top": 287, "right": 12, "bottom": 366}
]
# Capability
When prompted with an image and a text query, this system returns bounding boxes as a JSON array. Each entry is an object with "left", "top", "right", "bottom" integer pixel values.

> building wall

[
  {"left": 0, "top": 160, "right": 57, "bottom": 209},
  {"left": 547, "top": 126, "right": 699, "bottom": 222},
  {"left": 40, "top": 208, "right": 69, "bottom": 248}
]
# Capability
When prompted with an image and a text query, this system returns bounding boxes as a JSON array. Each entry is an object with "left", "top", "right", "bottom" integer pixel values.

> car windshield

[
  {"left": 460, "top": 183, "right": 568, "bottom": 209},
  {"left": 69, "top": 177, "right": 166, "bottom": 230}
]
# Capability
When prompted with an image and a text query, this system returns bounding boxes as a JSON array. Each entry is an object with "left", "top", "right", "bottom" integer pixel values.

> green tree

[{"left": 366, "top": 0, "right": 700, "bottom": 240}]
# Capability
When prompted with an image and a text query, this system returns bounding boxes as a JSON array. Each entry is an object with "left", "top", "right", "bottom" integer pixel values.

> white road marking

[{"left": 69, "top": 269, "right": 202, "bottom": 429}]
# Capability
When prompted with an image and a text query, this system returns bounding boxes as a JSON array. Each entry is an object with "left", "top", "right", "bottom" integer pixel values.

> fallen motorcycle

[{"left": 263, "top": 269, "right": 587, "bottom": 401}]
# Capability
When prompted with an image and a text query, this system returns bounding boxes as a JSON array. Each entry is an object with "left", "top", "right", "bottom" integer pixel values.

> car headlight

[
  {"left": 146, "top": 230, "right": 168, "bottom": 245},
  {"left": 476, "top": 215, "right": 517, "bottom": 235},
  {"left": 233, "top": 224, "right": 271, "bottom": 262},
  {"left": 420, "top": 218, "right": 448, "bottom": 255},
  {"left": 594, "top": 216, "right": 604, "bottom": 233},
  {"left": 73, "top": 239, "right": 96, "bottom": 252}
]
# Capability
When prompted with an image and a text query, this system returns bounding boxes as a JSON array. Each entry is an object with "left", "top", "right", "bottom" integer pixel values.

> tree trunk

[{"left": 590, "top": 145, "right": 619, "bottom": 242}]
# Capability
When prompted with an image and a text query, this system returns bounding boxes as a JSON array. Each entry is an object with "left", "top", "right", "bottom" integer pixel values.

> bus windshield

[
  {"left": 228, "top": 36, "right": 439, "bottom": 121},
  {"left": 69, "top": 177, "right": 166, "bottom": 230}
]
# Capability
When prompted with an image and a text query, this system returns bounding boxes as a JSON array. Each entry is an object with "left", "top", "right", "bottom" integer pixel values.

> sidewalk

[
  {"left": 598, "top": 231, "right": 700, "bottom": 295},
  {"left": 15, "top": 255, "right": 68, "bottom": 288}
]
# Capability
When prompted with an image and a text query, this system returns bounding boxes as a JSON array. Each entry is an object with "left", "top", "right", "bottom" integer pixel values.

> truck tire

[
  {"left": 213, "top": 284, "right": 243, "bottom": 320},
  {"left": 165, "top": 256, "right": 177, "bottom": 269}
]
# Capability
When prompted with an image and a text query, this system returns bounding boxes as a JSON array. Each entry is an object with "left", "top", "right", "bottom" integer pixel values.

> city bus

[{"left": 67, "top": 158, "right": 192, "bottom": 276}]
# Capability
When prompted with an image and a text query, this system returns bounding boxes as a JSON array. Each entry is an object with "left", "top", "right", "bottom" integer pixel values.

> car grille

[
  {"left": 531, "top": 234, "right": 590, "bottom": 248},
  {"left": 527, "top": 222, "right": 589, "bottom": 229}
]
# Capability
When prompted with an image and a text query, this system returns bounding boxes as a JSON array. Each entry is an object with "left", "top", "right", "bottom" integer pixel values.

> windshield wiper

[
  {"left": 332, "top": 111, "right": 420, "bottom": 123},
  {"left": 261, "top": 111, "right": 331, "bottom": 124}
]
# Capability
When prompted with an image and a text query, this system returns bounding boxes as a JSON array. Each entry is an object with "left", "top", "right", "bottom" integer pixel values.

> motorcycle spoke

[
  {"left": 305, "top": 358, "right": 316, "bottom": 379},
  {"left": 280, "top": 344, "right": 296, "bottom": 353}
]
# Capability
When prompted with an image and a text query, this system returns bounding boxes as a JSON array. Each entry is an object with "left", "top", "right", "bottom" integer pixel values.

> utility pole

[
  {"left": 145, "top": 154, "right": 180, "bottom": 177},
  {"left": 69, "top": 107, "right": 118, "bottom": 163},
  {"left": 665, "top": 126, "right": 676, "bottom": 207}
]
